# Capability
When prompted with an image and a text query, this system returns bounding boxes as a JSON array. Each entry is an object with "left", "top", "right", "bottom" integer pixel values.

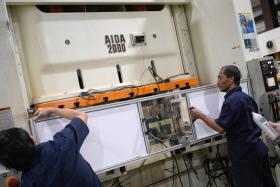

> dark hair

[
  {"left": 222, "top": 65, "right": 241, "bottom": 86},
  {"left": 0, "top": 128, "right": 36, "bottom": 171}
]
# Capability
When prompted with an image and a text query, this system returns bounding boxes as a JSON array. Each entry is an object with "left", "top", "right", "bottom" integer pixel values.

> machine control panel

[
  {"left": 259, "top": 59, "right": 279, "bottom": 91},
  {"left": 247, "top": 58, "right": 280, "bottom": 123},
  {"left": 130, "top": 33, "right": 146, "bottom": 46}
]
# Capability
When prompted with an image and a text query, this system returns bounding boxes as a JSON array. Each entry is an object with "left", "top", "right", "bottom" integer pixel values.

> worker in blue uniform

[
  {"left": 191, "top": 65, "right": 276, "bottom": 187},
  {"left": 0, "top": 107, "right": 103, "bottom": 187}
]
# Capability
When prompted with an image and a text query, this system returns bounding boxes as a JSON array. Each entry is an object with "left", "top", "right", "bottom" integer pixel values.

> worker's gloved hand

[
  {"left": 190, "top": 107, "right": 202, "bottom": 121},
  {"left": 33, "top": 108, "right": 52, "bottom": 120}
]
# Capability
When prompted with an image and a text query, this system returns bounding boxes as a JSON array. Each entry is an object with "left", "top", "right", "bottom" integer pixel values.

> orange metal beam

[{"left": 35, "top": 77, "right": 199, "bottom": 109}]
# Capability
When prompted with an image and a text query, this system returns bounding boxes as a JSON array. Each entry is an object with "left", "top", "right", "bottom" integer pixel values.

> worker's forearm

[
  {"left": 199, "top": 113, "right": 224, "bottom": 133},
  {"left": 48, "top": 108, "right": 88, "bottom": 122}
]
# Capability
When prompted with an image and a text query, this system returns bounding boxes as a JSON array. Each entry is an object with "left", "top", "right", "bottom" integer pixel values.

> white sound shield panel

[{"left": 34, "top": 104, "right": 148, "bottom": 172}]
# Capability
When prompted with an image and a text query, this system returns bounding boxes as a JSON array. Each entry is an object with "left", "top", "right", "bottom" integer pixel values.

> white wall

[
  {"left": 186, "top": 0, "right": 261, "bottom": 85},
  {"left": 186, "top": 0, "right": 244, "bottom": 85},
  {"left": 0, "top": 1, "right": 28, "bottom": 129}
]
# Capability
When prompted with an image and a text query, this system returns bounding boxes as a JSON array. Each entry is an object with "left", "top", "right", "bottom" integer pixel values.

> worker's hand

[
  {"left": 191, "top": 107, "right": 203, "bottom": 121},
  {"left": 33, "top": 108, "right": 53, "bottom": 120},
  {"left": 269, "top": 121, "right": 280, "bottom": 134}
]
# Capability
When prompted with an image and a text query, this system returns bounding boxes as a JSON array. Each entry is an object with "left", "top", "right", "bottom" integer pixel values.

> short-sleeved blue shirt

[
  {"left": 21, "top": 118, "right": 103, "bottom": 187},
  {"left": 215, "top": 87, "right": 268, "bottom": 164}
]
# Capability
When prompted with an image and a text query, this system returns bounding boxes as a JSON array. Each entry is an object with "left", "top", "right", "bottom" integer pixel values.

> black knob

[{"left": 266, "top": 41, "right": 274, "bottom": 49}]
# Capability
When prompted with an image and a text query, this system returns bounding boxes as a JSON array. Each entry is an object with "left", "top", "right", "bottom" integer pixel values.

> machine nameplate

[{"left": 105, "top": 34, "right": 126, "bottom": 54}]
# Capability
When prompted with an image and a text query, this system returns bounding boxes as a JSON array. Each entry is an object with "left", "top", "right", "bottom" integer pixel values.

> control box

[
  {"left": 259, "top": 60, "right": 278, "bottom": 91},
  {"left": 247, "top": 57, "right": 279, "bottom": 121}
]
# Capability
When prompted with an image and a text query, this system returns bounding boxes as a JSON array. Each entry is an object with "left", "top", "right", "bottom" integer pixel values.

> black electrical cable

[
  {"left": 147, "top": 132, "right": 183, "bottom": 187},
  {"left": 269, "top": 94, "right": 277, "bottom": 121},
  {"left": 148, "top": 132, "right": 169, "bottom": 144},
  {"left": 80, "top": 70, "right": 191, "bottom": 101},
  {"left": 133, "top": 86, "right": 140, "bottom": 97},
  {"left": 172, "top": 153, "right": 184, "bottom": 187},
  {"left": 80, "top": 84, "right": 140, "bottom": 101},
  {"left": 165, "top": 73, "right": 189, "bottom": 80},
  {"left": 205, "top": 145, "right": 232, "bottom": 187},
  {"left": 172, "top": 156, "right": 175, "bottom": 187},
  {"left": 182, "top": 155, "right": 197, "bottom": 187},
  {"left": 114, "top": 160, "right": 146, "bottom": 186},
  {"left": 148, "top": 66, "right": 160, "bottom": 93},
  {"left": 273, "top": 95, "right": 277, "bottom": 121},
  {"left": 183, "top": 155, "right": 199, "bottom": 180},
  {"left": 148, "top": 66, "right": 164, "bottom": 83},
  {"left": 111, "top": 178, "right": 117, "bottom": 187},
  {"left": 79, "top": 95, "right": 96, "bottom": 101},
  {"left": 273, "top": 102, "right": 277, "bottom": 121},
  {"left": 276, "top": 94, "right": 280, "bottom": 121},
  {"left": 143, "top": 168, "right": 191, "bottom": 187},
  {"left": 277, "top": 94, "right": 280, "bottom": 121},
  {"left": 115, "top": 131, "right": 174, "bottom": 187},
  {"left": 87, "top": 85, "right": 139, "bottom": 95},
  {"left": 215, "top": 144, "right": 220, "bottom": 158},
  {"left": 111, "top": 177, "right": 121, "bottom": 187},
  {"left": 185, "top": 160, "right": 192, "bottom": 187}
]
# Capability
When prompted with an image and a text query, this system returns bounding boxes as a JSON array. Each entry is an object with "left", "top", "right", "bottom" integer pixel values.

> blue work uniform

[
  {"left": 215, "top": 87, "right": 276, "bottom": 187},
  {"left": 21, "top": 118, "right": 103, "bottom": 187}
]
